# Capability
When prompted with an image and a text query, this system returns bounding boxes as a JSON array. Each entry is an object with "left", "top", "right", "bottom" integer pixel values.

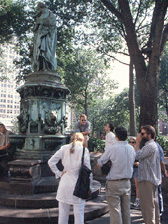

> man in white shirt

[
  {"left": 104, "top": 122, "right": 116, "bottom": 151},
  {"left": 97, "top": 127, "right": 136, "bottom": 224}
]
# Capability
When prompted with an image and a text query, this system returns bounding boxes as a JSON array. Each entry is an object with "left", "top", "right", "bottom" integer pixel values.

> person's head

[
  {"left": 104, "top": 122, "right": 114, "bottom": 133},
  {"left": 129, "top": 137, "right": 136, "bottom": 147},
  {"left": 140, "top": 125, "right": 156, "bottom": 142},
  {"left": 115, "top": 126, "right": 127, "bottom": 141},
  {"left": 80, "top": 114, "right": 87, "bottom": 126},
  {"left": 0, "top": 122, "right": 7, "bottom": 134},
  {"left": 37, "top": 2, "right": 46, "bottom": 9},
  {"left": 70, "top": 133, "right": 84, "bottom": 153}
]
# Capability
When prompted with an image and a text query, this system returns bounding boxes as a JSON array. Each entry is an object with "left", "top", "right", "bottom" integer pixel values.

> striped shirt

[{"left": 136, "top": 139, "right": 161, "bottom": 186}]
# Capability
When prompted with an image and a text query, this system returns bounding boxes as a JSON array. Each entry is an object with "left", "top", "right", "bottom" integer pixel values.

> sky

[{"left": 108, "top": 55, "right": 130, "bottom": 94}]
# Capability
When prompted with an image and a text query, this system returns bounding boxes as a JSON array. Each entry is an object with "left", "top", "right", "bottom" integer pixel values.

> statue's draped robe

[{"left": 32, "top": 8, "right": 57, "bottom": 72}]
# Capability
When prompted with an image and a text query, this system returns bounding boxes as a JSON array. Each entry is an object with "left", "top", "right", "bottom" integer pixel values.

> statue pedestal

[
  {"left": 9, "top": 160, "right": 41, "bottom": 181},
  {"left": 8, "top": 160, "right": 41, "bottom": 195}
]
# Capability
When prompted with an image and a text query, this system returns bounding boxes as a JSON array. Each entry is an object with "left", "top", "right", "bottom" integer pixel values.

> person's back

[
  {"left": 48, "top": 133, "right": 91, "bottom": 224},
  {"left": 106, "top": 141, "right": 135, "bottom": 180},
  {"left": 97, "top": 126, "right": 135, "bottom": 224}
]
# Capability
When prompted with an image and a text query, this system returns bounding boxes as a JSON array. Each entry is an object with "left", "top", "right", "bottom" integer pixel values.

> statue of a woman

[{"left": 32, "top": 2, "right": 57, "bottom": 72}]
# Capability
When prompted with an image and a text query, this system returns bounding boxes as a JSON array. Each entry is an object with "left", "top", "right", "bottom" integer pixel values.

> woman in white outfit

[{"left": 48, "top": 133, "right": 92, "bottom": 224}]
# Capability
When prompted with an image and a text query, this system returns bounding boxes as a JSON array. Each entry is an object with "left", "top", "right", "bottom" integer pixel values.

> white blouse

[{"left": 48, "top": 142, "right": 92, "bottom": 205}]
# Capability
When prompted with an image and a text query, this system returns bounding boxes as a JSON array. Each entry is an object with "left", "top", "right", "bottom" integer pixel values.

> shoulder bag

[
  {"left": 101, "top": 160, "right": 112, "bottom": 176},
  {"left": 73, "top": 147, "right": 92, "bottom": 199}
]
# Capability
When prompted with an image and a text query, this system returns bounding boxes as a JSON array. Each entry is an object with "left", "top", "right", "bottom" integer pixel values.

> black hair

[
  {"left": 141, "top": 125, "right": 156, "bottom": 139},
  {"left": 115, "top": 126, "right": 127, "bottom": 141},
  {"left": 108, "top": 122, "right": 114, "bottom": 132}
]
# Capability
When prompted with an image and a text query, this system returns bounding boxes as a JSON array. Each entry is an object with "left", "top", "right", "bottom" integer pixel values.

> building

[{"left": 0, "top": 42, "right": 20, "bottom": 130}]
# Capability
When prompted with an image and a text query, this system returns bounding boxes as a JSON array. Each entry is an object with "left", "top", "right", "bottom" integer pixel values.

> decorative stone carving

[
  {"left": 18, "top": 85, "right": 68, "bottom": 100},
  {"left": 44, "top": 110, "right": 58, "bottom": 134},
  {"left": 17, "top": 109, "right": 29, "bottom": 133}
]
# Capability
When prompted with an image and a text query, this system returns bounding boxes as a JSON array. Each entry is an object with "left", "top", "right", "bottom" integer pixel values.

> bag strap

[{"left": 81, "top": 147, "right": 85, "bottom": 165}]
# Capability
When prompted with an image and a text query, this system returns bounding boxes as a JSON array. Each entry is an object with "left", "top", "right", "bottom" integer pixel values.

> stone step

[
  {"left": 0, "top": 180, "right": 101, "bottom": 209},
  {"left": 0, "top": 192, "right": 109, "bottom": 224},
  {"left": 0, "top": 176, "right": 60, "bottom": 195}
]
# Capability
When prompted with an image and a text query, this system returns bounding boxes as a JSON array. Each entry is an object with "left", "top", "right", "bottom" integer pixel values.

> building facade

[{"left": 0, "top": 42, "right": 20, "bottom": 130}]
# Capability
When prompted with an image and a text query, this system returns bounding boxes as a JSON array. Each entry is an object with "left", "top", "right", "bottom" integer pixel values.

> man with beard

[{"left": 135, "top": 125, "right": 161, "bottom": 224}]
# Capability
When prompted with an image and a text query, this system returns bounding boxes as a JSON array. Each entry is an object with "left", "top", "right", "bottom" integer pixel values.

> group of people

[
  {"left": 48, "top": 114, "right": 168, "bottom": 224},
  {"left": 1, "top": 115, "right": 168, "bottom": 224}
]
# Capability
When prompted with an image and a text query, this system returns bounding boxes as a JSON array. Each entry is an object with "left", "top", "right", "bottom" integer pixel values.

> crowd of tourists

[
  {"left": 48, "top": 114, "right": 168, "bottom": 224},
  {"left": 1, "top": 115, "right": 168, "bottom": 224}
]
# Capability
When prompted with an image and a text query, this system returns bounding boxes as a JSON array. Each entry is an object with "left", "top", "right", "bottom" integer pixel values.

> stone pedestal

[
  {"left": 7, "top": 160, "right": 41, "bottom": 195},
  {"left": 8, "top": 160, "right": 41, "bottom": 181},
  {"left": 9, "top": 71, "right": 70, "bottom": 161}
]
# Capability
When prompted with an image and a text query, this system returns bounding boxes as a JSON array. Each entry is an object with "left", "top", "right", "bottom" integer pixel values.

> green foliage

[
  {"left": 159, "top": 47, "right": 168, "bottom": 116},
  {"left": 156, "top": 135, "right": 168, "bottom": 156},
  {"left": 63, "top": 48, "right": 117, "bottom": 115},
  {"left": 0, "top": 0, "right": 33, "bottom": 43},
  {"left": 89, "top": 88, "right": 130, "bottom": 136},
  {"left": 88, "top": 136, "right": 105, "bottom": 152}
]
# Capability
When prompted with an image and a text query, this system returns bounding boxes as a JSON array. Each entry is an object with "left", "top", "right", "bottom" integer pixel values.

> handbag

[
  {"left": 73, "top": 147, "right": 92, "bottom": 199},
  {"left": 101, "top": 160, "right": 112, "bottom": 175}
]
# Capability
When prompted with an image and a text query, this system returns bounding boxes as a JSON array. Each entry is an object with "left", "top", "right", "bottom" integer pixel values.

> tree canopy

[{"left": 63, "top": 48, "right": 117, "bottom": 116}]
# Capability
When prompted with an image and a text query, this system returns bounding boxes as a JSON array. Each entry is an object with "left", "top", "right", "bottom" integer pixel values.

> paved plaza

[{"left": 86, "top": 203, "right": 168, "bottom": 224}]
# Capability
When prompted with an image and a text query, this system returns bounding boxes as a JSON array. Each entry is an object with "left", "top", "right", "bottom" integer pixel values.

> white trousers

[{"left": 58, "top": 201, "right": 85, "bottom": 224}]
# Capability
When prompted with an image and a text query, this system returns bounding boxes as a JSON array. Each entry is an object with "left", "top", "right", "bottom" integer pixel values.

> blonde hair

[{"left": 70, "top": 133, "right": 84, "bottom": 153}]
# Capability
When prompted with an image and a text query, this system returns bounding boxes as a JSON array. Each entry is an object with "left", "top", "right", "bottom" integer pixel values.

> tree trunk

[
  {"left": 129, "top": 58, "right": 136, "bottom": 136},
  {"left": 84, "top": 91, "right": 88, "bottom": 117},
  {"left": 136, "top": 68, "right": 158, "bottom": 132}
]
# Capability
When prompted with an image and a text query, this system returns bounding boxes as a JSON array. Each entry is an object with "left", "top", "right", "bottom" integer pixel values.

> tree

[
  {"left": 0, "top": 0, "right": 91, "bottom": 81},
  {"left": 63, "top": 48, "right": 117, "bottom": 116},
  {"left": 80, "top": 0, "right": 168, "bottom": 131},
  {"left": 89, "top": 88, "right": 130, "bottom": 137},
  {"left": 159, "top": 47, "right": 168, "bottom": 116},
  {"left": 129, "top": 58, "right": 136, "bottom": 136}
]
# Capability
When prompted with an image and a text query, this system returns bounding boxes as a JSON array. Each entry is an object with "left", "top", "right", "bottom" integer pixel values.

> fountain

[{"left": 0, "top": 3, "right": 108, "bottom": 223}]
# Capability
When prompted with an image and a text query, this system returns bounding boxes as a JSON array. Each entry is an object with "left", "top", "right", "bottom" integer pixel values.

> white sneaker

[{"left": 133, "top": 199, "right": 140, "bottom": 208}]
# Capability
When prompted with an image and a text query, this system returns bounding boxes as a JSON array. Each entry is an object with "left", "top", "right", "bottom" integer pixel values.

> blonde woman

[
  {"left": 129, "top": 137, "right": 140, "bottom": 208},
  {"left": 48, "top": 133, "right": 92, "bottom": 224}
]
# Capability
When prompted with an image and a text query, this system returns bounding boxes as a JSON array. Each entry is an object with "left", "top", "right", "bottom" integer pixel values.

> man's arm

[
  {"left": 82, "top": 121, "right": 90, "bottom": 136},
  {"left": 160, "top": 161, "right": 168, "bottom": 178},
  {"left": 81, "top": 131, "right": 90, "bottom": 136},
  {"left": 0, "top": 143, "right": 10, "bottom": 151},
  {"left": 136, "top": 143, "right": 155, "bottom": 161},
  {"left": 97, "top": 148, "right": 111, "bottom": 170},
  {"left": 74, "top": 121, "right": 80, "bottom": 132}
]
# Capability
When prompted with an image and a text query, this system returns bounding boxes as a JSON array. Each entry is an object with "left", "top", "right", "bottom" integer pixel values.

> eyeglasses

[
  {"left": 81, "top": 120, "right": 86, "bottom": 121},
  {"left": 141, "top": 132, "right": 146, "bottom": 136},
  {"left": 129, "top": 141, "right": 136, "bottom": 144}
]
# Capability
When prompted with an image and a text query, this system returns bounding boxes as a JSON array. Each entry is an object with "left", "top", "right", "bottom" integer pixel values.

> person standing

[
  {"left": 104, "top": 122, "right": 116, "bottom": 151},
  {"left": 129, "top": 137, "right": 140, "bottom": 208},
  {"left": 135, "top": 125, "right": 161, "bottom": 224},
  {"left": 48, "top": 133, "right": 92, "bottom": 224},
  {"left": 0, "top": 122, "right": 10, "bottom": 176},
  {"left": 155, "top": 139, "right": 168, "bottom": 219},
  {"left": 97, "top": 127, "right": 136, "bottom": 224},
  {"left": 75, "top": 114, "right": 90, "bottom": 147}
]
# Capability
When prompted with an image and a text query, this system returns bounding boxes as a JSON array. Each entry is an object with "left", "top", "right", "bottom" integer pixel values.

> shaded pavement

[{"left": 86, "top": 205, "right": 168, "bottom": 224}]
